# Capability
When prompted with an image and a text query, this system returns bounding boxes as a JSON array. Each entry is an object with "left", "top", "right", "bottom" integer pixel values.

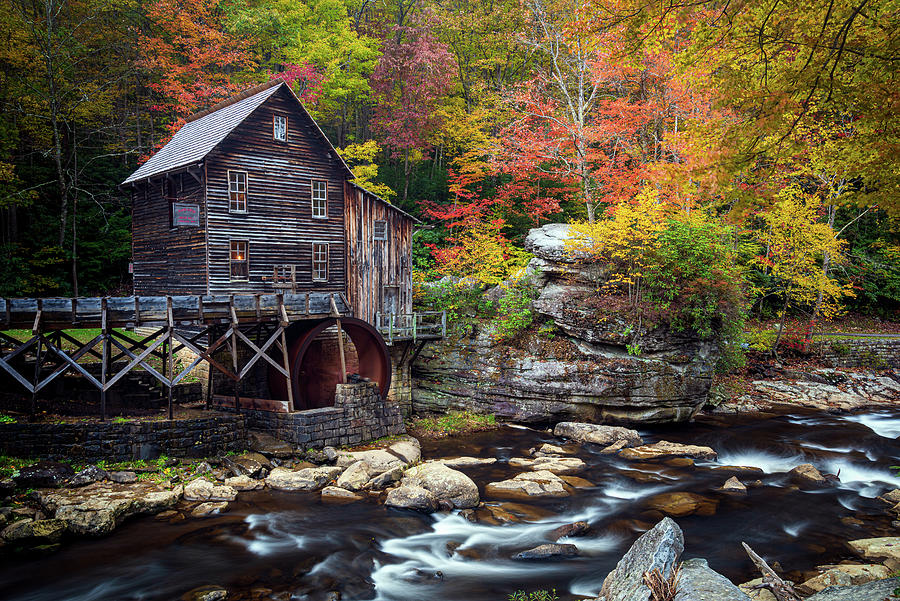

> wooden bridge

[{"left": 0, "top": 293, "right": 351, "bottom": 420}]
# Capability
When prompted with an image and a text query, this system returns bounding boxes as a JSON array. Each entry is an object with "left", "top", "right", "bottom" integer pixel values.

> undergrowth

[{"left": 406, "top": 411, "right": 498, "bottom": 438}]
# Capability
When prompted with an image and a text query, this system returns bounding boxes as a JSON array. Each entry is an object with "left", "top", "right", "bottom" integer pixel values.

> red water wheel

[{"left": 268, "top": 317, "right": 391, "bottom": 410}]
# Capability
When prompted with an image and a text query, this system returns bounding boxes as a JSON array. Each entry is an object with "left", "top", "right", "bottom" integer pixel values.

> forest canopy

[{"left": 0, "top": 0, "right": 897, "bottom": 331}]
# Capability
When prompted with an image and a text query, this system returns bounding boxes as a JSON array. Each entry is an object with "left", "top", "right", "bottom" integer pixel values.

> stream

[{"left": 1, "top": 408, "right": 898, "bottom": 601}]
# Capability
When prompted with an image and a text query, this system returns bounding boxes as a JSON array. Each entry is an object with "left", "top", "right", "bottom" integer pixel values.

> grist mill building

[{"left": 120, "top": 79, "right": 443, "bottom": 419}]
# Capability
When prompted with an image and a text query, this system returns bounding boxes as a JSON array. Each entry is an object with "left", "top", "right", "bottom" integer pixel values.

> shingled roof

[{"left": 122, "top": 80, "right": 351, "bottom": 185}]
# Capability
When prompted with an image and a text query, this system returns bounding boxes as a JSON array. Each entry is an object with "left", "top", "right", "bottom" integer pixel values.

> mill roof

[{"left": 122, "top": 80, "right": 352, "bottom": 185}]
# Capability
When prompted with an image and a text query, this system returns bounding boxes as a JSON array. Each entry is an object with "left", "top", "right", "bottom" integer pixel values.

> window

[
  {"left": 230, "top": 240, "right": 249, "bottom": 281},
  {"left": 312, "top": 243, "right": 328, "bottom": 281},
  {"left": 228, "top": 171, "right": 247, "bottom": 213},
  {"left": 273, "top": 115, "right": 287, "bottom": 141},
  {"left": 374, "top": 220, "right": 387, "bottom": 241},
  {"left": 311, "top": 180, "right": 327, "bottom": 219}
]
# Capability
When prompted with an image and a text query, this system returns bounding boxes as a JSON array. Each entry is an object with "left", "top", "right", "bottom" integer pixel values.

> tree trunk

[
  {"left": 772, "top": 293, "right": 790, "bottom": 360},
  {"left": 807, "top": 205, "right": 837, "bottom": 350},
  {"left": 403, "top": 147, "right": 410, "bottom": 205}
]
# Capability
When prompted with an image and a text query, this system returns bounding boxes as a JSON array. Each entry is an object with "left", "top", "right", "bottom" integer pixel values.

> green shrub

[
  {"left": 491, "top": 280, "right": 538, "bottom": 342},
  {"left": 0, "top": 414, "right": 16, "bottom": 424},
  {"left": 508, "top": 590, "right": 559, "bottom": 601}
]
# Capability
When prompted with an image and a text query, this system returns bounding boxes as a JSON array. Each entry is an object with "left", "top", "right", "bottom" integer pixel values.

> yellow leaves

[
  {"left": 434, "top": 220, "right": 533, "bottom": 286},
  {"left": 756, "top": 184, "right": 854, "bottom": 319},
  {"left": 338, "top": 141, "right": 396, "bottom": 201}
]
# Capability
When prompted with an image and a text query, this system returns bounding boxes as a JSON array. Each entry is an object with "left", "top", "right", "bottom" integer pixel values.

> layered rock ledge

[{"left": 413, "top": 223, "right": 720, "bottom": 424}]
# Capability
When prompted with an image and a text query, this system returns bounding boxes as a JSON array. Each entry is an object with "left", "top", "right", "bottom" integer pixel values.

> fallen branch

[{"left": 742, "top": 542, "right": 801, "bottom": 601}]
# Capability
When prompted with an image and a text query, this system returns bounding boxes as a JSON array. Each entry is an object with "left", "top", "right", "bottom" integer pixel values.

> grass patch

[
  {"left": 0, "top": 455, "right": 37, "bottom": 479},
  {"left": 407, "top": 411, "right": 498, "bottom": 439}
]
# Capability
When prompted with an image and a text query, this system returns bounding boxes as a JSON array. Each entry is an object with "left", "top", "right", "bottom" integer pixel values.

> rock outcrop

[
  {"left": 598, "top": 517, "right": 684, "bottom": 601},
  {"left": 412, "top": 223, "right": 720, "bottom": 424}
]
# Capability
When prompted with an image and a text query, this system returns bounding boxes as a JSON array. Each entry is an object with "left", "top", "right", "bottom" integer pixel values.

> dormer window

[
  {"left": 273, "top": 115, "right": 287, "bottom": 141},
  {"left": 312, "top": 180, "right": 328, "bottom": 219}
]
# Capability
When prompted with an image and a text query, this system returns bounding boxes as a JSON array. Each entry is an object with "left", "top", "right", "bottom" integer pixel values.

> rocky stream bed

[{"left": 1, "top": 406, "right": 900, "bottom": 601}]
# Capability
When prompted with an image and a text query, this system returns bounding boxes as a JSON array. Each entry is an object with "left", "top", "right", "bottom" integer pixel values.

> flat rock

[
  {"left": 336, "top": 460, "right": 372, "bottom": 492},
  {"left": 508, "top": 456, "right": 586, "bottom": 474},
  {"left": 436, "top": 457, "right": 498, "bottom": 468},
  {"left": 321, "top": 486, "right": 363, "bottom": 503},
  {"left": 37, "top": 481, "right": 181, "bottom": 536},
  {"left": 15, "top": 461, "right": 75, "bottom": 489},
  {"left": 191, "top": 502, "right": 228, "bottom": 517},
  {"left": 388, "top": 437, "right": 422, "bottom": 464},
  {"left": 225, "top": 454, "right": 265, "bottom": 478},
  {"left": 265, "top": 467, "right": 342, "bottom": 492},
  {"left": 620, "top": 441, "right": 717, "bottom": 461},
  {"left": 400, "top": 462, "right": 479, "bottom": 508},
  {"left": 485, "top": 470, "right": 570, "bottom": 499},
  {"left": 673, "top": 558, "right": 751, "bottom": 601},
  {"left": 223, "top": 475, "right": 263, "bottom": 491},
  {"left": 512, "top": 543, "right": 579, "bottom": 560},
  {"left": 599, "top": 517, "right": 684, "bottom": 601},
  {"left": 559, "top": 475, "right": 594, "bottom": 488},
  {"left": 800, "top": 564, "right": 891, "bottom": 593},
  {"left": 184, "top": 479, "right": 237, "bottom": 502},
  {"left": 847, "top": 537, "right": 900, "bottom": 570},
  {"left": 553, "top": 422, "right": 642, "bottom": 447},
  {"left": 789, "top": 463, "right": 827, "bottom": 485},
  {"left": 337, "top": 449, "right": 405, "bottom": 473},
  {"left": 384, "top": 485, "right": 438, "bottom": 512},
  {"left": 646, "top": 492, "right": 718, "bottom": 517},
  {"left": 1, "top": 518, "right": 67, "bottom": 546},
  {"left": 804, "top": 578, "right": 899, "bottom": 601},
  {"left": 880, "top": 489, "right": 900, "bottom": 504},
  {"left": 66, "top": 466, "right": 109, "bottom": 487},
  {"left": 600, "top": 440, "right": 629, "bottom": 454}
]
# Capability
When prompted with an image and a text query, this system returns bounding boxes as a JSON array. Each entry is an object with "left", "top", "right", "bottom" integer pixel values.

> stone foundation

[
  {"left": 235, "top": 381, "right": 404, "bottom": 448},
  {"left": 815, "top": 338, "right": 900, "bottom": 369},
  {"left": 0, "top": 415, "right": 246, "bottom": 461}
]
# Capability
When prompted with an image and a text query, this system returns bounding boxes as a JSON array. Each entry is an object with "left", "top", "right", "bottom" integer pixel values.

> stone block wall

[
  {"left": 815, "top": 339, "right": 900, "bottom": 369},
  {"left": 0, "top": 415, "right": 246, "bottom": 462},
  {"left": 388, "top": 346, "right": 413, "bottom": 416},
  {"left": 236, "top": 381, "right": 404, "bottom": 448}
]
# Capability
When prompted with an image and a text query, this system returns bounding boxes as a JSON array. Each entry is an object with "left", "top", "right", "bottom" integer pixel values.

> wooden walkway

[{"left": 0, "top": 293, "right": 350, "bottom": 419}]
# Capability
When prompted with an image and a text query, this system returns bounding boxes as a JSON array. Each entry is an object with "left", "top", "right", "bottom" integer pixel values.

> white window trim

[
  {"left": 229, "top": 239, "right": 250, "bottom": 282},
  {"left": 312, "top": 242, "right": 329, "bottom": 282},
  {"left": 227, "top": 170, "right": 248, "bottom": 214},
  {"left": 273, "top": 114, "right": 287, "bottom": 142},
  {"left": 311, "top": 179, "right": 328, "bottom": 219}
]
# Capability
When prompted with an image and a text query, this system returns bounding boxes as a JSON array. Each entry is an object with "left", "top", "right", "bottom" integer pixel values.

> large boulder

[
  {"left": 400, "top": 462, "right": 479, "bottom": 509},
  {"left": 789, "top": 464, "right": 828, "bottom": 486},
  {"left": 553, "top": 423, "right": 643, "bottom": 447},
  {"left": 384, "top": 485, "right": 439, "bottom": 512},
  {"left": 265, "top": 467, "right": 342, "bottom": 492},
  {"left": 673, "top": 558, "right": 751, "bottom": 601},
  {"left": 66, "top": 466, "right": 109, "bottom": 487},
  {"left": 411, "top": 223, "right": 721, "bottom": 425},
  {"left": 14, "top": 461, "right": 75, "bottom": 489},
  {"left": 598, "top": 517, "right": 684, "bottom": 601},
  {"left": 184, "top": 479, "right": 237, "bottom": 502},
  {"left": 336, "top": 460, "right": 372, "bottom": 492}
]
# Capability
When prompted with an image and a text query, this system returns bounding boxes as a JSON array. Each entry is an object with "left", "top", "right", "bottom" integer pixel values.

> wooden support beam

[
  {"left": 336, "top": 319, "right": 347, "bottom": 385},
  {"left": 101, "top": 298, "right": 108, "bottom": 421},
  {"left": 167, "top": 296, "right": 174, "bottom": 420},
  {"left": 230, "top": 295, "right": 240, "bottom": 412}
]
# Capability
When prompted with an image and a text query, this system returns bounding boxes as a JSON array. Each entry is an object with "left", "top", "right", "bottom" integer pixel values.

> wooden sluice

[{"left": 0, "top": 293, "right": 351, "bottom": 420}]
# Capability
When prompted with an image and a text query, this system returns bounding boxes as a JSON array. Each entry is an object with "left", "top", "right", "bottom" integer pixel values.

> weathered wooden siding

[
  {"left": 345, "top": 183, "right": 413, "bottom": 323},
  {"left": 205, "top": 86, "right": 348, "bottom": 296},
  {"left": 131, "top": 174, "right": 207, "bottom": 295}
]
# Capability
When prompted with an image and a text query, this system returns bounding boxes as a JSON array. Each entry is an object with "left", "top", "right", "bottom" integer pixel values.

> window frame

[
  {"left": 373, "top": 220, "right": 388, "bottom": 241},
  {"left": 273, "top": 114, "right": 288, "bottom": 142},
  {"left": 228, "top": 170, "right": 248, "bottom": 214},
  {"left": 311, "top": 179, "right": 328, "bottom": 219},
  {"left": 311, "top": 242, "right": 329, "bottom": 282},
  {"left": 229, "top": 239, "right": 250, "bottom": 282}
]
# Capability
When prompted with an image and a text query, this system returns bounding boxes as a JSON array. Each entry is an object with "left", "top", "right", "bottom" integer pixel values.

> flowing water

[{"left": 1, "top": 408, "right": 899, "bottom": 601}]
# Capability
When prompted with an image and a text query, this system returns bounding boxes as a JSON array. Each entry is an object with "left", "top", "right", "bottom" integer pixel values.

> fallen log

[{"left": 741, "top": 542, "right": 801, "bottom": 601}]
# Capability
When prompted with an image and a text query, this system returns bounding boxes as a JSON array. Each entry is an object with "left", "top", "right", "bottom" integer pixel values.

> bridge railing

[{"left": 375, "top": 311, "right": 446, "bottom": 344}]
